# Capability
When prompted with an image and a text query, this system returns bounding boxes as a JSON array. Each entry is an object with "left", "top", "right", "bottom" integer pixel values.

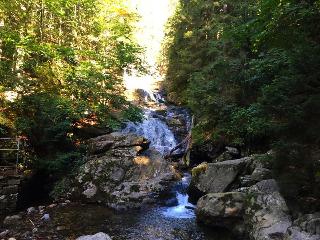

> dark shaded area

[{"left": 16, "top": 171, "right": 54, "bottom": 210}]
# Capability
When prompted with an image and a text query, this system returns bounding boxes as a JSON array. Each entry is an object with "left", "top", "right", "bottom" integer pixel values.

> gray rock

[
  {"left": 286, "top": 227, "right": 320, "bottom": 240},
  {"left": 251, "top": 167, "right": 272, "bottom": 182},
  {"left": 245, "top": 179, "right": 292, "bottom": 240},
  {"left": 53, "top": 132, "right": 176, "bottom": 209},
  {"left": 190, "top": 157, "right": 252, "bottom": 194},
  {"left": 76, "top": 232, "right": 112, "bottom": 240},
  {"left": 88, "top": 132, "right": 149, "bottom": 154},
  {"left": 196, "top": 192, "right": 246, "bottom": 235},
  {"left": 249, "top": 179, "right": 279, "bottom": 194},
  {"left": 82, "top": 182, "right": 97, "bottom": 199},
  {"left": 293, "top": 212, "right": 320, "bottom": 236},
  {"left": 3, "top": 215, "right": 21, "bottom": 225}
]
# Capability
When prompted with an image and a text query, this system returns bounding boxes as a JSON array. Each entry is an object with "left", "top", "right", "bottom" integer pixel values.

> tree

[{"left": 0, "top": 0, "right": 144, "bottom": 172}]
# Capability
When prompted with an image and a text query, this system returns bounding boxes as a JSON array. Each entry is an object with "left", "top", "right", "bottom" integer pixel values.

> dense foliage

[
  {"left": 163, "top": 0, "right": 320, "bottom": 209},
  {"left": 0, "top": 0, "right": 143, "bottom": 172}
]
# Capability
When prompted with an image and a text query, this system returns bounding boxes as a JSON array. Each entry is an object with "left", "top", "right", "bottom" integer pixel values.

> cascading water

[
  {"left": 122, "top": 109, "right": 177, "bottom": 155},
  {"left": 122, "top": 89, "right": 196, "bottom": 219},
  {"left": 162, "top": 173, "right": 195, "bottom": 219}
]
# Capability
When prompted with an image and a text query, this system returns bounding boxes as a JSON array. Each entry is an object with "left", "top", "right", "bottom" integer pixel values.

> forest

[
  {"left": 0, "top": 0, "right": 143, "bottom": 174},
  {"left": 162, "top": 0, "right": 320, "bottom": 210}
]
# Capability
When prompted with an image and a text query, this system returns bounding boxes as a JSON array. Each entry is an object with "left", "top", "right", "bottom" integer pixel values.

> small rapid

[{"left": 162, "top": 173, "right": 195, "bottom": 219}]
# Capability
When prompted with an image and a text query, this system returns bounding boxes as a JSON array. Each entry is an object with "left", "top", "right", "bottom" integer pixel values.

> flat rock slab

[{"left": 191, "top": 157, "right": 252, "bottom": 194}]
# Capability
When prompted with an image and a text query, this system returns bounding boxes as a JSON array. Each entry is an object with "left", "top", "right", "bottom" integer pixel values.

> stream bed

[{"left": 42, "top": 172, "right": 234, "bottom": 240}]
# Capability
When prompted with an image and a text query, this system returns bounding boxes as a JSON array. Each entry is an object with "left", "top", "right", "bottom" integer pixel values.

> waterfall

[{"left": 122, "top": 109, "right": 177, "bottom": 155}]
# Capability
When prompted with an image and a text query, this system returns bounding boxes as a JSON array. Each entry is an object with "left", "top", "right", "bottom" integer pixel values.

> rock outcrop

[
  {"left": 196, "top": 179, "right": 320, "bottom": 240},
  {"left": 196, "top": 192, "right": 246, "bottom": 235},
  {"left": 245, "top": 179, "right": 292, "bottom": 240},
  {"left": 53, "top": 132, "right": 177, "bottom": 209},
  {"left": 193, "top": 151, "right": 320, "bottom": 240},
  {"left": 189, "top": 157, "right": 252, "bottom": 197}
]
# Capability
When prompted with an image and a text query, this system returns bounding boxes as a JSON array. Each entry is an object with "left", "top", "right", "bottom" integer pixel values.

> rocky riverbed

[{"left": 1, "top": 90, "right": 320, "bottom": 240}]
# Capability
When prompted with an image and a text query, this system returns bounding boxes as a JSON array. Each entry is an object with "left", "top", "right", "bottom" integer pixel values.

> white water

[
  {"left": 122, "top": 0, "right": 195, "bottom": 220},
  {"left": 162, "top": 173, "right": 195, "bottom": 219},
  {"left": 122, "top": 109, "right": 176, "bottom": 155}
]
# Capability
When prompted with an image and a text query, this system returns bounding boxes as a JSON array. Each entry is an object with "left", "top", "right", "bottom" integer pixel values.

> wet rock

[
  {"left": 245, "top": 179, "right": 292, "bottom": 240},
  {"left": 189, "top": 157, "right": 252, "bottom": 198},
  {"left": 76, "top": 232, "right": 112, "bottom": 240},
  {"left": 196, "top": 192, "right": 246, "bottom": 235},
  {"left": 3, "top": 215, "right": 21, "bottom": 225},
  {"left": 53, "top": 132, "right": 176, "bottom": 209}
]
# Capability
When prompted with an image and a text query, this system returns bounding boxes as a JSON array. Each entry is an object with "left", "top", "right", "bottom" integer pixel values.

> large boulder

[
  {"left": 245, "top": 179, "right": 292, "bottom": 240},
  {"left": 196, "top": 192, "right": 246, "bottom": 235},
  {"left": 53, "top": 132, "right": 177, "bottom": 210},
  {"left": 189, "top": 157, "right": 252, "bottom": 200}
]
